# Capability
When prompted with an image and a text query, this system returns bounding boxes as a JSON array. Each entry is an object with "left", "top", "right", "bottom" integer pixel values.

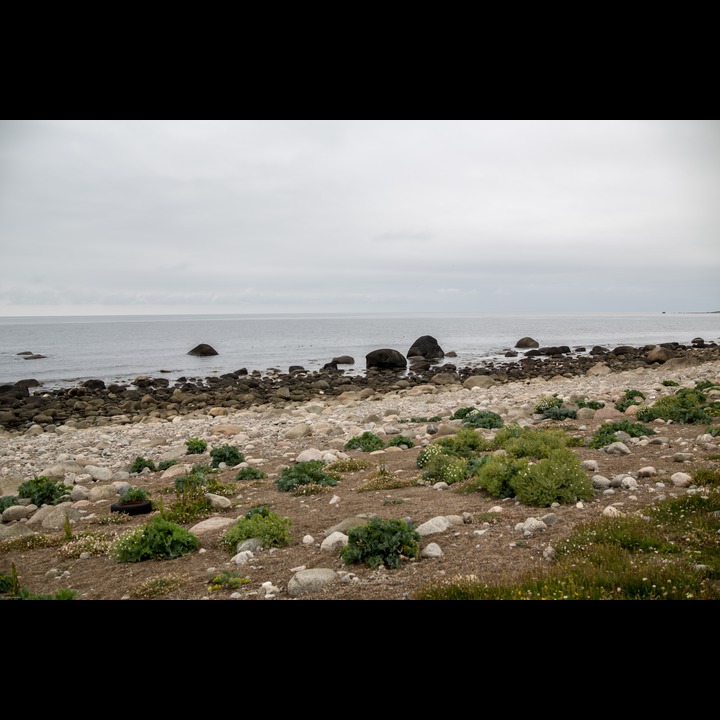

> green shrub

[
  {"left": 344, "top": 431, "right": 385, "bottom": 452},
  {"left": 451, "top": 406, "right": 479, "bottom": 420},
  {"left": 157, "top": 460, "right": 178, "bottom": 471},
  {"left": 533, "top": 395, "right": 563, "bottom": 414},
  {"left": 219, "top": 508, "right": 292, "bottom": 552},
  {"left": 210, "top": 444, "right": 245, "bottom": 468},
  {"left": 110, "top": 516, "right": 200, "bottom": 563},
  {"left": 185, "top": 437, "right": 208, "bottom": 455},
  {"left": 662, "top": 380, "right": 679, "bottom": 386},
  {"left": 0, "top": 495, "right": 18, "bottom": 513},
  {"left": 385, "top": 435, "right": 415, "bottom": 448},
  {"left": 459, "top": 453, "right": 529, "bottom": 498},
  {"left": 636, "top": 388, "right": 717, "bottom": 425},
  {"left": 615, "top": 389, "right": 646, "bottom": 413},
  {"left": 416, "top": 442, "right": 446, "bottom": 468},
  {"left": 422, "top": 454, "right": 468, "bottom": 485},
  {"left": 576, "top": 399, "right": 605, "bottom": 410},
  {"left": 588, "top": 420, "right": 655, "bottom": 449},
  {"left": 494, "top": 425, "right": 573, "bottom": 459},
  {"left": 340, "top": 517, "right": 420, "bottom": 569},
  {"left": 461, "top": 410, "right": 504, "bottom": 429},
  {"left": 540, "top": 406, "right": 577, "bottom": 421},
  {"left": 435, "top": 428, "right": 490, "bottom": 456},
  {"left": 129, "top": 456, "right": 156, "bottom": 474},
  {"left": 17, "top": 476, "right": 68, "bottom": 506},
  {"left": 174, "top": 466, "right": 212, "bottom": 493},
  {"left": 235, "top": 466, "right": 267, "bottom": 481},
  {"left": 511, "top": 448, "right": 593, "bottom": 506},
  {"left": 118, "top": 487, "right": 150, "bottom": 503},
  {"left": 275, "top": 460, "right": 340, "bottom": 493}
]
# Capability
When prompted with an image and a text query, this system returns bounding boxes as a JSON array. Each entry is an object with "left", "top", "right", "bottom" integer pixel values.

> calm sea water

[{"left": 1, "top": 312, "right": 718, "bottom": 390}]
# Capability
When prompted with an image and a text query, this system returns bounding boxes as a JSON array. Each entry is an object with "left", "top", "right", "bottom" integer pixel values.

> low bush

[
  {"left": 540, "top": 406, "right": 577, "bottom": 421},
  {"left": 511, "top": 448, "right": 593, "bottom": 506},
  {"left": 0, "top": 495, "right": 18, "bottom": 513},
  {"left": 459, "top": 453, "right": 529, "bottom": 498},
  {"left": 385, "top": 435, "right": 415, "bottom": 448},
  {"left": 17, "top": 476, "right": 68, "bottom": 507},
  {"left": 636, "top": 387, "right": 719, "bottom": 425},
  {"left": 185, "top": 437, "right": 207, "bottom": 455},
  {"left": 588, "top": 420, "right": 655, "bottom": 449},
  {"left": 494, "top": 425, "right": 574, "bottom": 459},
  {"left": 435, "top": 428, "right": 490, "bottom": 456},
  {"left": 110, "top": 516, "right": 200, "bottom": 563},
  {"left": 340, "top": 517, "right": 420, "bottom": 569},
  {"left": 235, "top": 466, "right": 267, "bottom": 481},
  {"left": 219, "top": 507, "right": 292, "bottom": 552},
  {"left": 615, "top": 389, "right": 646, "bottom": 413},
  {"left": 210, "top": 445, "right": 245, "bottom": 468},
  {"left": 422, "top": 454, "right": 468, "bottom": 485},
  {"left": 344, "top": 432, "right": 385, "bottom": 452},
  {"left": 118, "top": 487, "right": 150, "bottom": 503},
  {"left": 460, "top": 410, "right": 504, "bottom": 429},
  {"left": 416, "top": 443, "right": 446, "bottom": 469},
  {"left": 533, "top": 395, "right": 563, "bottom": 414},
  {"left": 275, "top": 461, "right": 340, "bottom": 493},
  {"left": 129, "top": 456, "right": 156, "bottom": 474}
]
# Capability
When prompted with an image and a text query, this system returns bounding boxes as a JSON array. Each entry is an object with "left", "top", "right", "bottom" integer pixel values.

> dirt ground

[{"left": 2, "top": 415, "right": 717, "bottom": 603}]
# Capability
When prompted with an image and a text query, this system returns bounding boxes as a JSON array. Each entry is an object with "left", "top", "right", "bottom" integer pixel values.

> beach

[{"left": 1, "top": 344, "right": 719, "bottom": 600}]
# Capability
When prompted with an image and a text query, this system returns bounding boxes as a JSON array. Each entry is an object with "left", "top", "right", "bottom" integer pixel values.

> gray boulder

[{"left": 188, "top": 343, "right": 219, "bottom": 356}]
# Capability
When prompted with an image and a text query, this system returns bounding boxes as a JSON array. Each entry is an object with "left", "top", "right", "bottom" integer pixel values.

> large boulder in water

[
  {"left": 366, "top": 349, "right": 407, "bottom": 370},
  {"left": 407, "top": 335, "right": 444, "bottom": 360},
  {"left": 515, "top": 336, "right": 539, "bottom": 348},
  {"left": 188, "top": 343, "right": 219, "bottom": 357}
]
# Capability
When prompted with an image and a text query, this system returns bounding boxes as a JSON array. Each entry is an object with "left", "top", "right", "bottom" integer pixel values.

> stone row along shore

[
  {"left": 1, "top": 339, "right": 718, "bottom": 437},
  {"left": 1, "top": 342, "right": 719, "bottom": 499}
]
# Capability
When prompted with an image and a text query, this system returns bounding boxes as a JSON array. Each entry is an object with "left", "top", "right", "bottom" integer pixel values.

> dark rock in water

[
  {"left": 23, "top": 354, "right": 47, "bottom": 360},
  {"left": 289, "top": 365, "right": 305, "bottom": 373},
  {"left": 107, "top": 384, "right": 127, "bottom": 393},
  {"left": 515, "top": 336, "right": 539, "bottom": 348},
  {"left": 590, "top": 345, "right": 609, "bottom": 355},
  {"left": 408, "top": 361, "right": 431, "bottom": 372},
  {"left": 188, "top": 343, "right": 218, "bottom": 356},
  {"left": 612, "top": 345, "right": 636, "bottom": 355},
  {"left": 366, "top": 348, "right": 408, "bottom": 370},
  {"left": 16, "top": 351, "right": 34, "bottom": 356},
  {"left": 692, "top": 337, "right": 705, "bottom": 347},
  {"left": 574, "top": 347, "right": 586, "bottom": 353},
  {"left": 505, "top": 351, "right": 518, "bottom": 357},
  {"left": 82, "top": 379, "right": 106, "bottom": 390},
  {"left": 407, "top": 335, "right": 444, "bottom": 360},
  {"left": 332, "top": 355, "right": 355, "bottom": 364},
  {"left": 322, "top": 361, "right": 339, "bottom": 371},
  {"left": 446, "top": 351, "right": 457, "bottom": 357},
  {"left": 16, "top": 379, "right": 41, "bottom": 388}
]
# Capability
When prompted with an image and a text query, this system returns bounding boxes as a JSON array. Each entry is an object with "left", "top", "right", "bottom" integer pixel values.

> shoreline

[{"left": 1, "top": 339, "right": 719, "bottom": 437}]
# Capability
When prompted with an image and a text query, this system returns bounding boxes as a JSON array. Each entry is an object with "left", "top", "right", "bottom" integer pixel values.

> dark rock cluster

[{"left": 1, "top": 339, "right": 718, "bottom": 434}]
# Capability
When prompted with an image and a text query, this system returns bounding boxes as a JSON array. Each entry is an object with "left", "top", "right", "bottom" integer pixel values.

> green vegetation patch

[
  {"left": 588, "top": 420, "right": 655, "bottom": 449},
  {"left": 219, "top": 506, "right": 292, "bottom": 553},
  {"left": 110, "top": 516, "right": 200, "bottom": 563},
  {"left": 340, "top": 517, "right": 420, "bottom": 569},
  {"left": 210, "top": 444, "right": 245, "bottom": 468},
  {"left": 17, "top": 476, "right": 69, "bottom": 507},
  {"left": 275, "top": 460, "right": 340, "bottom": 493},
  {"left": 344, "top": 431, "right": 385, "bottom": 452}
]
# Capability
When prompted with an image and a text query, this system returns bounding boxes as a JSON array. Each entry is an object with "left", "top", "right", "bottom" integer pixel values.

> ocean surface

[{"left": 1, "top": 312, "right": 718, "bottom": 391}]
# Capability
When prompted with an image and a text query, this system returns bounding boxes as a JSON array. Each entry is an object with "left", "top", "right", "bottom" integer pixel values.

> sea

[{"left": 1, "top": 312, "right": 719, "bottom": 391}]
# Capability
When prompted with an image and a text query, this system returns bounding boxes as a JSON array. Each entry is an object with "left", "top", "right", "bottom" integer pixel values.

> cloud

[{"left": 0, "top": 120, "right": 718, "bottom": 316}]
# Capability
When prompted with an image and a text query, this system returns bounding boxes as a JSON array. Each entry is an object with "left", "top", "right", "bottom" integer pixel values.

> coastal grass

[{"left": 414, "top": 486, "right": 720, "bottom": 600}]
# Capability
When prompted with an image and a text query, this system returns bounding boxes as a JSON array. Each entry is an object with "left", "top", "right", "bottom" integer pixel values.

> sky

[{"left": 0, "top": 119, "right": 718, "bottom": 317}]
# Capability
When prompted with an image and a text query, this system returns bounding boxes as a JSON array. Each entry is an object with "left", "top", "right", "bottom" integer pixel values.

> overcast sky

[{"left": 1, "top": 119, "right": 718, "bottom": 317}]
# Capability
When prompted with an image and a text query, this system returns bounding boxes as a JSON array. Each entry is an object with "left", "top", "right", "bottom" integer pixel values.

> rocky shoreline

[{"left": 1, "top": 338, "right": 719, "bottom": 436}]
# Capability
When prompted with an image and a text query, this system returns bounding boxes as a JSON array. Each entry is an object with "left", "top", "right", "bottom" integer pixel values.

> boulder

[
  {"left": 645, "top": 345, "right": 673, "bottom": 364},
  {"left": 187, "top": 343, "right": 218, "bottom": 356},
  {"left": 332, "top": 355, "right": 355, "bottom": 364},
  {"left": 515, "top": 336, "right": 539, "bottom": 348},
  {"left": 366, "top": 349, "right": 407, "bottom": 370},
  {"left": 407, "top": 335, "right": 444, "bottom": 360}
]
